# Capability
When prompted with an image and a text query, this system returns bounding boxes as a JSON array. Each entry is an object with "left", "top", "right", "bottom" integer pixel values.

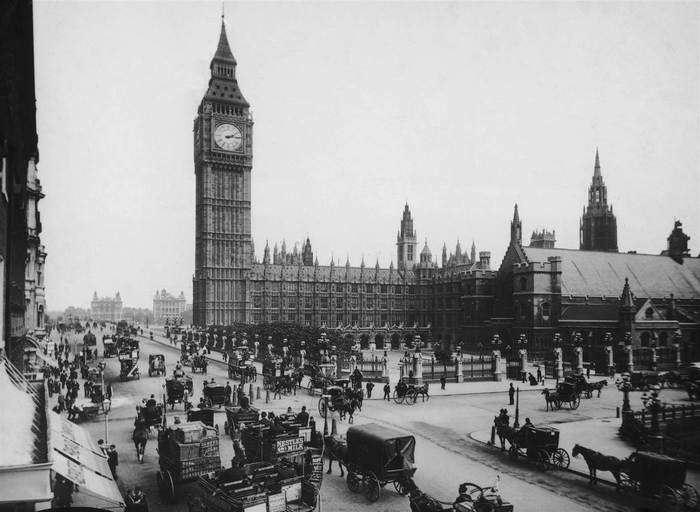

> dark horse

[
  {"left": 324, "top": 435, "right": 348, "bottom": 477},
  {"left": 494, "top": 412, "right": 516, "bottom": 451},
  {"left": 541, "top": 388, "right": 560, "bottom": 411},
  {"left": 572, "top": 444, "right": 626, "bottom": 488},
  {"left": 587, "top": 380, "right": 608, "bottom": 398},
  {"left": 337, "top": 397, "right": 361, "bottom": 423},
  {"left": 132, "top": 423, "right": 149, "bottom": 463}
]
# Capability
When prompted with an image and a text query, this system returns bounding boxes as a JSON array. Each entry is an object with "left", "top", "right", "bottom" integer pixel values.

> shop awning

[{"left": 49, "top": 411, "right": 124, "bottom": 507}]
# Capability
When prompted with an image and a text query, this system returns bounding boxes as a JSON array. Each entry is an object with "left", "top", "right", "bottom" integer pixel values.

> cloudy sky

[{"left": 35, "top": 1, "right": 699, "bottom": 310}]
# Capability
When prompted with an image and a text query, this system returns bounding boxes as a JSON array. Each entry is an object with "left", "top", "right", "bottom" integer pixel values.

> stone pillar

[
  {"left": 382, "top": 357, "right": 388, "bottom": 380},
  {"left": 674, "top": 343, "right": 682, "bottom": 369},
  {"left": 519, "top": 349, "right": 528, "bottom": 380},
  {"left": 253, "top": 341, "right": 259, "bottom": 359},
  {"left": 282, "top": 346, "right": 288, "bottom": 358},
  {"left": 606, "top": 346, "right": 614, "bottom": 376},
  {"left": 299, "top": 349, "right": 306, "bottom": 369},
  {"left": 651, "top": 346, "right": 658, "bottom": 370},
  {"left": 553, "top": 347, "right": 563, "bottom": 381},
  {"left": 492, "top": 350, "right": 504, "bottom": 381},
  {"left": 412, "top": 352, "right": 423, "bottom": 381},
  {"left": 369, "top": 335, "right": 376, "bottom": 352},
  {"left": 456, "top": 356, "right": 464, "bottom": 383},
  {"left": 330, "top": 355, "right": 338, "bottom": 378},
  {"left": 574, "top": 346, "right": 583, "bottom": 374},
  {"left": 626, "top": 346, "right": 634, "bottom": 373},
  {"left": 267, "top": 343, "right": 273, "bottom": 357},
  {"left": 349, "top": 355, "right": 357, "bottom": 374}
]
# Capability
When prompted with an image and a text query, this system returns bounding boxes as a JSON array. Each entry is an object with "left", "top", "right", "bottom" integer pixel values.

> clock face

[{"left": 214, "top": 123, "right": 242, "bottom": 151}]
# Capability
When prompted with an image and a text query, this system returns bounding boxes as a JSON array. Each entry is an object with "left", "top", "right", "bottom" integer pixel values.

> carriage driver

[
  {"left": 173, "top": 363, "right": 185, "bottom": 378},
  {"left": 145, "top": 394, "right": 157, "bottom": 408}
]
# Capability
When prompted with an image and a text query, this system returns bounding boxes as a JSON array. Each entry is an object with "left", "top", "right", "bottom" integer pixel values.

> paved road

[{"left": 69, "top": 329, "right": 692, "bottom": 512}]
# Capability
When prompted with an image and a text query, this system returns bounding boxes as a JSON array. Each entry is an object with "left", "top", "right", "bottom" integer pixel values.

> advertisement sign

[{"left": 272, "top": 436, "right": 304, "bottom": 455}]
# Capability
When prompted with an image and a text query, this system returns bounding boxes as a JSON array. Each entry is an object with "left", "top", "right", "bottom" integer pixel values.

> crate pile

[{"left": 161, "top": 422, "right": 221, "bottom": 480}]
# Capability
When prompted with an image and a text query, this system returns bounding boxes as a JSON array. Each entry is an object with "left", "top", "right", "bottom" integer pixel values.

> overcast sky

[{"left": 35, "top": 1, "right": 699, "bottom": 311}]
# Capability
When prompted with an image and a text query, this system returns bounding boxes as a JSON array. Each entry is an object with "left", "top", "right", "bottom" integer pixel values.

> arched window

[
  {"left": 645, "top": 307, "right": 654, "bottom": 319},
  {"left": 641, "top": 332, "right": 650, "bottom": 347}
]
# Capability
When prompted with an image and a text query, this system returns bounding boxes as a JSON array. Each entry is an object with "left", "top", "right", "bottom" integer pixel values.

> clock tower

[{"left": 193, "top": 17, "right": 254, "bottom": 326}]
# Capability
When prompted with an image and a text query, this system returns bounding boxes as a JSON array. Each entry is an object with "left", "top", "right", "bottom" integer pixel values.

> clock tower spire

[{"left": 193, "top": 17, "right": 254, "bottom": 326}]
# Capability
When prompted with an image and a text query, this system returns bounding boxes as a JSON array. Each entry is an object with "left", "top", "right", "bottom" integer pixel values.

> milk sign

[{"left": 273, "top": 436, "right": 304, "bottom": 455}]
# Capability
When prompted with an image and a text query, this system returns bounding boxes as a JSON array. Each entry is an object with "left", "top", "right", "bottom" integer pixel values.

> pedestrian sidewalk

[{"left": 142, "top": 330, "right": 554, "bottom": 398}]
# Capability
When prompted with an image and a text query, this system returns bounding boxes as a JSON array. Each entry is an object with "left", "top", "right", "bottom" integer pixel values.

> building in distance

[
  {"left": 153, "top": 289, "right": 187, "bottom": 324},
  {"left": 90, "top": 292, "right": 123, "bottom": 322}
]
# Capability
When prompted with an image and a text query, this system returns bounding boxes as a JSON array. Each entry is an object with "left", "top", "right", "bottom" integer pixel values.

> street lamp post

[
  {"left": 514, "top": 387, "right": 520, "bottom": 429},
  {"left": 640, "top": 385, "right": 665, "bottom": 452}
]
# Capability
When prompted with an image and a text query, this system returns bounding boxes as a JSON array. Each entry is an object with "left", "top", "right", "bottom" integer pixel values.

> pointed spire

[
  {"left": 513, "top": 203, "right": 520, "bottom": 223},
  {"left": 620, "top": 277, "right": 635, "bottom": 308},
  {"left": 361, "top": 255, "right": 365, "bottom": 268},
  {"left": 594, "top": 148, "right": 601, "bottom": 177},
  {"left": 346, "top": 254, "right": 350, "bottom": 268},
  {"left": 375, "top": 259, "right": 380, "bottom": 270},
  {"left": 390, "top": 260, "right": 394, "bottom": 271},
  {"left": 314, "top": 256, "right": 319, "bottom": 267},
  {"left": 214, "top": 16, "right": 237, "bottom": 64},
  {"left": 470, "top": 240, "right": 476, "bottom": 263}
]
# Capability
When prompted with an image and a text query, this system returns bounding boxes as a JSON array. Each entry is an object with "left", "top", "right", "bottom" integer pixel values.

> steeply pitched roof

[{"left": 522, "top": 246, "right": 700, "bottom": 299}]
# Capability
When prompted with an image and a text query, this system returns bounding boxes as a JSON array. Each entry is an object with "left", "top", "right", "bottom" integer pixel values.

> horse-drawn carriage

[
  {"left": 137, "top": 400, "right": 164, "bottom": 428},
  {"left": 393, "top": 380, "right": 430, "bottom": 405},
  {"left": 629, "top": 370, "right": 664, "bottom": 391},
  {"left": 409, "top": 479, "right": 514, "bottom": 512},
  {"left": 202, "top": 382, "right": 229, "bottom": 408},
  {"left": 542, "top": 381, "right": 581, "bottom": 410},
  {"left": 165, "top": 376, "right": 193, "bottom": 409},
  {"left": 156, "top": 422, "right": 221, "bottom": 502},
  {"left": 148, "top": 354, "right": 166, "bottom": 377},
  {"left": 225, "top": 405, "right": 260, "bottom": 431},
  {"left": 306, "top": 363, "right": 337, "bottom": 395},
  {"left": 187, "top": 407, "right": 215, "bottom": 428},
  {"left": 507, "top": 425, "right": 570, "bottom": 471},
  {"left": 345, "top": 423, "right": 417, "bottom": 502},
  {"left": 191, "top": 354, "right": 208, "bottom": 374},
  {"left": 617, "top": 451, "right": 699, "bottom": 508},
  {"left": 180, "top": 342, "right": 198, "bottom": 366},
  {"left": 227, "top": 353, "right": 256, "bottom": 382},
  {"left": 119, "top": 351, "right": 140, "bottom": 381},
  {"left": 103, "top": 337, "right": 117, "bottom": 358}
]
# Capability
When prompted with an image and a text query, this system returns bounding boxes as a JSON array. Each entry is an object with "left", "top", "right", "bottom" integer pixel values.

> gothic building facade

[
  {"left": 153, "top": 289, "right": 187, "bottom": 324},
  {"left": 192, "top": 20, "right": 493, "bottom": 346},
  {"left": 483, "top": 154, "right": 700, "bottom": 355}
]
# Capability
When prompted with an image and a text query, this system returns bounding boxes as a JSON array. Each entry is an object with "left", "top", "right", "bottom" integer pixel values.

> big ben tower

[{"left": 193, "top": 17, "right": 254, "bottom": 326}]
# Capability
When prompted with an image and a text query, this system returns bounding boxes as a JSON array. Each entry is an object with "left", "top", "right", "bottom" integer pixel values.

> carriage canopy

[{"left": 347, "top": 423, "right": 415, "bottom": 478}]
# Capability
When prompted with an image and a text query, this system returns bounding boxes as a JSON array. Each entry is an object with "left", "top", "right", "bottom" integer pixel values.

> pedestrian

[
  {"left": 365, "top": 381, "right": 374, "bottom": 399},
  {"left": 107, "top": 445, "right": 119, "bottom": 479},
  {"left": 225, "top": 382, "right": 232, "bottom": 405},
  {"left": 383, "top": 382, "right": 391, "bottom": 401},
  {"left": 223, "top": 351, "right": 228, "bottom": 363},
  {"left": 440, "top": 374, "right": 447, "bottom": 390},
  {"left": 60, "top": 371, "right": 67, "bottom": 389},
  {"left": 508, "top": 383, "right": 515, "bottom": 405},
  {"left": 586, "top": 366, "right": 591, "bottom": 380},
  {"left": 536, "top": 367, "right": 542, "bottom": 384},
  {"left": 48, "top": 377, "right": 54, "bottom": 397},
  {"left": 83, "top": 380, "right": 91, "bottom": 398},
  {"left": 273, "top": 380, "right": 282, "bottom": 400},
  {"left": 106, "top": 383, "right": 113, "bottom": 400},
  {"left": 97, "top": 439, "right": 107, "bottom": 456},
  {"left": 57, "top": 393, "right": 65, "bottom": 413}
]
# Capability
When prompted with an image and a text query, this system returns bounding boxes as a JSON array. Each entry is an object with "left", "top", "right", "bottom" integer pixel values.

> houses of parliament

[{"left": 193, "top": 19, "right": 700, "bottom": 352}]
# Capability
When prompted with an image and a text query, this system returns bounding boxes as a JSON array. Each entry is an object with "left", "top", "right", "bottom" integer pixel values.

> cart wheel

[
  {"left": 584, "top": 390, "right": 592, "bottom": 399},
  {"left": 618, "top": 473, "right": 636, "bottom": 492},
  {"left": 407, "top": 391, "right": 417, "bottom": 405},
  {"left": 508, "top": 444, "right": 519, "bottom": 459},
  {"left": 660, "top": 485, "right": 682, "bottom": 511},
  {"left": 347, "top": 472, "right": 361, "bottom": 493},
  {"left": 552, "top": 448, "right": 570, "bottom": 469},
  {"left": 364, "top": 474, "right": 380, "bottom": 502},
  {"left": 393, "top": 390, "right": 405, "bottom": 404},
  {"left": 536, "top": 449, "right": 550, "bottom": 471},
  {"left": 307, "top": 382, "right": 314, "bottom": 396},
  {"left": 156, "top": 471, "right": 164, "bottom": 496},
  {"left": 570, "top": 395, "right": 581, "bottom": 410},
  {"left": 681, "top": 484, "right": 699, "bottom": 509},
  {"left": 318, "top": 399, "right": 328, "bottom": 418},
  {"left": 163, "top": 469, "right": 175, "bottom": 502},
  {"left": 393, "top": 479, "right": 410, "bottom": 496},
  {"left": 554, "top": 399, "right": 562, "bottom": 410}
]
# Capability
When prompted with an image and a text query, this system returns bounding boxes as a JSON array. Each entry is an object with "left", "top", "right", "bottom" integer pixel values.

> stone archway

[
  {"left": 360, "top": 333, "right": 370, "bottom": 349},
  {"left": 375, "top": 333, "right": 385, "bottom": 349},
  {"left": 390, "top": 333, "right": 400, "bottom": 349}
]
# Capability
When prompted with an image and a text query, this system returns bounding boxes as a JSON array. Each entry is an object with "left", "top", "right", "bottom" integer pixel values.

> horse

[
  {"left": 572, "top": 444, "right": 627, "bottom": 488},
  {"left": 541, "top": 388, "right": 560, "bottom": 411},
  {"left": 413, "top": 383, "right": 430, "bottom": 402},
  {"left": 587, "top": 380, "right": 608, "bottom": 398},
  {"left": 324, "top": 435, "right": 348, "bottom": 477},
  {"left": 494, "top": 418, "right": 518, "bottom": 451},
  {"left": 337, "top": 398, "right": 361, "bottom": 423},
  {"left": 132, "top": 423, "right": 149, "bottom": 463}
]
